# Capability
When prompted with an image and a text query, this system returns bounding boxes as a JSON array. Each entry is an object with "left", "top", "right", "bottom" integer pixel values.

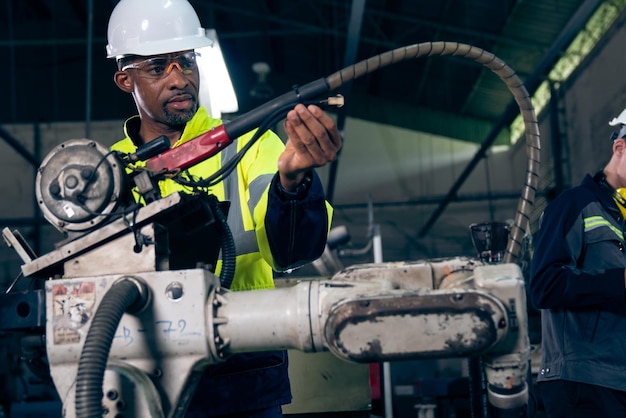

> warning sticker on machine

[{"left": 51, "top": 281, "right": 96, "bottom": 345}]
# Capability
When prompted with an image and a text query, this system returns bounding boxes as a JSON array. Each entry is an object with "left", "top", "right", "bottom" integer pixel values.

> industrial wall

[
  {"left": 524, "top": 7, "right": 626, "bottom": 235},
  {"left": 562, "top": 14, "right": 626, "bottom": 184}
]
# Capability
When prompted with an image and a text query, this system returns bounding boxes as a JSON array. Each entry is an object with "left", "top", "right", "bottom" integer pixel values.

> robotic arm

[{"left": 33, "top": 243, "right": 529, "bottom": 418}]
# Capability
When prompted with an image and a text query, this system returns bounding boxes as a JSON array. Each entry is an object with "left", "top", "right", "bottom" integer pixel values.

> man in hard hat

[
  {"left": 106, "top": 1, "right": 342, "bottom": 417},
  {"left": 529, "top": 107, "right": 626, "bottom": 417}
]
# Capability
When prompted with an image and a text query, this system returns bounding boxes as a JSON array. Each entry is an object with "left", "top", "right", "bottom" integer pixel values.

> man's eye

[{"left": 146, "top": 65, "right": 166, "bottom": 75}]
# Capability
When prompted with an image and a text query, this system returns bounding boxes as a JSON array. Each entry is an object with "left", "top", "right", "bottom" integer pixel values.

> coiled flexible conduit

[
  {"left": 224, "top": 41, "right": 539, "bottom": 263},
  {"left": 75, "top": 278, "right": 147, "bottom": 418},
  {"left": 325, "top": 42, "right": 539, "bottom": 263}
]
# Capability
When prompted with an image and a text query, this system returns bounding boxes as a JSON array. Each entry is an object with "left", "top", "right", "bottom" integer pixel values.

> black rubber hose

[
  {"left": 74, "top": 279, "right": 143, "bottom": 418},
  {"left": 214, "top": 201, "right": 236, "bottom": 289},
  {"left": 224, "top": 78, "right": 330, "bottom": 140}
]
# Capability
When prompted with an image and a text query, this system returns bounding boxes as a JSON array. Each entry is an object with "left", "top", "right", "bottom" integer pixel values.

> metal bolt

[
  {"left": 81, "top": 167, "right": 94, "bottom": 179},
  {"left": 49, "top": 182, "right": 61, "bottom": 196},
  {"left": 165, "top": 282, "right": 184, "bottom": 301},
  {"left": 64, "top": 175, "right": 79, "bottom": 189}
]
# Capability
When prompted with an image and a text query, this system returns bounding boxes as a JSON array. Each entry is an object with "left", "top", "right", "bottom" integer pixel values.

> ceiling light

[{"left": 196, "top": 29, "right": 239, "bottom": 118}]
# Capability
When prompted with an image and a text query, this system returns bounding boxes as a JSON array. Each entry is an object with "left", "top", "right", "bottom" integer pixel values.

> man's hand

[{"left": 278, "top": 104, "right": 343, "bottom": 192}]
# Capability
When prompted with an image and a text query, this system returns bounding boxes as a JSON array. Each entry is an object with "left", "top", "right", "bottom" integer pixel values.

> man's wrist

[{"left": 277, "top": 171, "right": 313, "bottom": 199}]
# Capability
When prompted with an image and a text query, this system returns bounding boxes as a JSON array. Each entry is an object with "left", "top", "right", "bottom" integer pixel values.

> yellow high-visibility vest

[{"left": 111, "top": 106, "right": 296, "bottom": 290}]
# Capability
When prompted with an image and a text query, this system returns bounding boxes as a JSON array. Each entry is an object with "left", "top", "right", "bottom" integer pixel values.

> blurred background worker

[
  {"left": 105, "top": 0, "right": 342, "bottom": 416},
  {"left": 530, "top": 107, "right": 626, "bottom": 418}
]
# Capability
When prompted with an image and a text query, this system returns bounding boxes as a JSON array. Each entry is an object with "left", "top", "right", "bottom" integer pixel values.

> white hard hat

[
  {"left": 609, "top": 107, "right": 626, "bottom": 126},
  {"left": 106, "top": 0, "right": 214, "bottom": 59}
]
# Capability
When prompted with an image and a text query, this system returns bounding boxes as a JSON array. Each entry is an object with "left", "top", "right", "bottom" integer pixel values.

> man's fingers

[
  {"left": 309, "top": 105, "right": 341, "bottom": 141},
  {"left": 292, "top": 105, "right": 341, "bottom": 150},
  {"left": 283, "top": 104, "right": 342, "bottom": 170}
]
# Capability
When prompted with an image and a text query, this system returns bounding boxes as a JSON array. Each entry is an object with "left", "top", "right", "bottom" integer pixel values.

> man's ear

[{"left": 114, "top": 71, "right": 134, "bottom": 93}]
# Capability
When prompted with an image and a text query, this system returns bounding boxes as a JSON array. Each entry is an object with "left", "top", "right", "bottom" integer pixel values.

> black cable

[
  {"left": 73, "top": 150, "right": 143, "bottom": 222},
  {"left": 212, "top": 200, "right": 236, "bottom": 289},
  {"left": 171, "top": 99, "right": 321, "bottom": 189}
]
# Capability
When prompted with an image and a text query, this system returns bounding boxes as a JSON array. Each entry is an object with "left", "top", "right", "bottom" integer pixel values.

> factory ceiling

[{"left": 0, "top": 0, "right": 612, "bottom": 141}]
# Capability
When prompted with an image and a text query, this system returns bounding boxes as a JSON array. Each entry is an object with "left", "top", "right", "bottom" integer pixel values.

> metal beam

[
  {"left": 0, "top": 126, "right": 40, "bottom": 168},
  {"left": 417, "top": 0, "right": 605, "bottom": 237}
]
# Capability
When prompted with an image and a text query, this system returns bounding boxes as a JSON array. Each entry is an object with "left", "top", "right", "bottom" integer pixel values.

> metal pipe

[
  {"left": 326, "top": 0, "right": 366, "bottom": 204},
  {"left": 0, "top": 125, "right": 40, "bottom": 167},
  {"left": 33, "top": 124, "right": 42, "bottom": 256},
  {"left": 6, "top": 0, "right": 16, "bottom": 121},
  {"left": 85, "top": 0, "right": 94, "bottom": 138},
  {"left": 372, "top": 224, "right": 393, "bottom": 418},
  {"left": 549, "top": 81, "right": 566, "bottom": 194}
]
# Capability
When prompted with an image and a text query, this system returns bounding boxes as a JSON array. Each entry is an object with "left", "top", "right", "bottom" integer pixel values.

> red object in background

[
  {"left": 369, "top": 363, "right": 383, "bottom": 416},
  {"left": 370, "top": 363, "right": 381, "bottom": 400}
]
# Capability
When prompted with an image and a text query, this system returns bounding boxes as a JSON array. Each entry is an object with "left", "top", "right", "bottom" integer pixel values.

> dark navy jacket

[
  {"left": 186, "top": 171, "right": 327, "bottom": 417},
  {"left": 529, "top": 173, "right": 626, "bottom": 389}
]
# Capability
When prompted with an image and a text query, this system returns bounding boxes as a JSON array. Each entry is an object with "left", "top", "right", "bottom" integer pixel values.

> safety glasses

[{"left": 121, "top": 51, "right": 200, "bottom": 79}]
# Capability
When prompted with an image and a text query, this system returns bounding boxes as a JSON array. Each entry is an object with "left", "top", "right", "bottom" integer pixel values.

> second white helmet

[{"left": 609, "top": 107, "right": 626, "bottom": 126}]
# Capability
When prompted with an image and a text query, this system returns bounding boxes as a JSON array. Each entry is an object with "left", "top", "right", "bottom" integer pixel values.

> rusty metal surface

[
  {"left": 334, "top": 256, "right": 483, "bottom": 290},
  {"left": 324, "top": 290, "right": 506, "bottom": 362}
]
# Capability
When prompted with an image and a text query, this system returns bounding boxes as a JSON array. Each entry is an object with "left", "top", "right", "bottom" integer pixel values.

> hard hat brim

[{"left": 107, "top": 33, "right": 214, "bottom": 60}]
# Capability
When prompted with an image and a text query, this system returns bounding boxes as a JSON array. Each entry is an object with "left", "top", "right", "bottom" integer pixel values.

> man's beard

[{"left": 163, "top": 100, "right": 198, "bottom": 126}]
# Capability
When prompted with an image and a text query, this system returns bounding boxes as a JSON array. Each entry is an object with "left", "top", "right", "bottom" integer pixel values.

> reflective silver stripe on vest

[
  {"left": 220, "top": 140, "right": 265, "bottom": 256},
  {"left": 583, "top": 215, "right": 624, "bottom": 241},
  {"left": 249, "top": 173, "right": 274, "bottom": 214}
]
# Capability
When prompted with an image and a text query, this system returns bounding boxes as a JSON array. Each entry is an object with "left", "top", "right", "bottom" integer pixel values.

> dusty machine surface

[{"left": 1, "top": 41, "right": 540, "bottom": 418}]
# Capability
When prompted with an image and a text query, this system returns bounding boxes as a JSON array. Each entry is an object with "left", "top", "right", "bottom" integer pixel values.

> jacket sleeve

[
  {"left": 529, "top": 193, "right": 626, "bottom": 311},
  {"left": 241, "top": 129, "right": 332, "bottom": 272},
  {"left": 263, "top": 171, "right": 331, "bottom": 270}
]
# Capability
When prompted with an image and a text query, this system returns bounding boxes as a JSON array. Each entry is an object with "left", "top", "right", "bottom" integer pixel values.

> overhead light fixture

[
  {"left": 250, "top": 61, "right": 274, "bottom": 100},
  {"left": 196, "top": 29, "right": 239, "bottom": 118}
]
